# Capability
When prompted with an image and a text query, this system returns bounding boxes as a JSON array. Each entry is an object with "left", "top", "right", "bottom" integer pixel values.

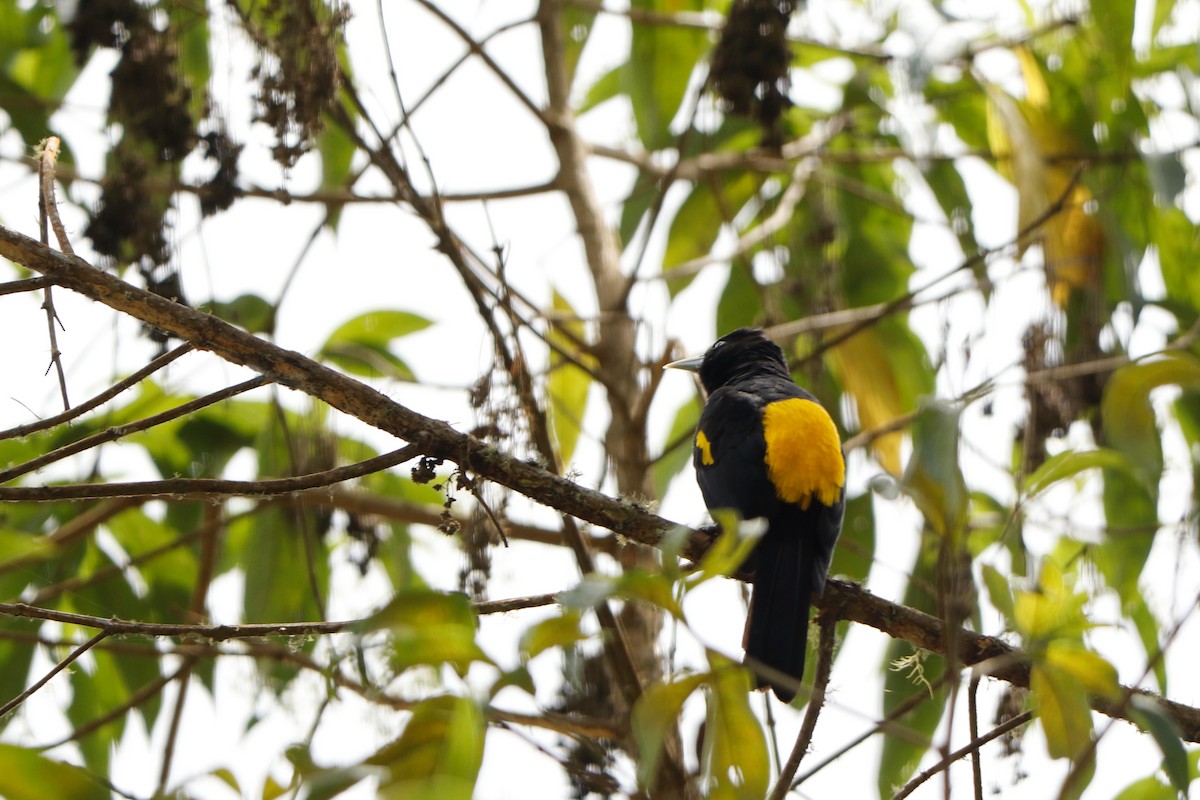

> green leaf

[
  {"left": 488, "top": 665, "right": 535, "bottom": 700},
  {"left": 632, "top": 673, "right": 707, "bottom": 789},
  {"left": 686, "top": 509, "right": 763, "bottom": 589},
  {"left": 715, "top": 261, "right": 762, "bottom": 334},
  {"left": 928, "top": 72, "right": 990, "bottom": 151},
  {"left": 202, "top": 293, "right": 276, "bottom": 334},
  {"left": 2, "top": 8, "right": 80, "bottom": 151},
  {"left": 232, "top": 504, "right": 329, "bottom": 640},
  {"left": 0, "top": 73, "right": 56, "bottom": 155},
  {"left": 920, "top": 159, "right": 980, "bottom": 261},
  {"left": 166, "top": 1, "right": 212, "bottom": 119},
  {"left": 1129, "top": 599, "right": 1167, "bottom": 693},
  {"left": 294, "top": 763, "right": 377, "bottom": 800},
  {"left": 1144, "top": 152, "right": 1187, "bottom": 205},
  {"left": 318, "top": 310, "right": 433, "bottom": 379},
  {"left": 210, "top": 768, "right": 241, "bottom": 794},
  {"left": 561, "top": 570, "right": 684, "bottom": 618},
  {"left": 518, "top": 611, "right": 586, "bottom": 662},
  {"left": 902, "top": 401, "right": 968, "bottom": 541},
  {"left": 663, "top": 172, "right": 760, "bottom": 296},
  {"left": 830, "top": 492, "right": 874, "bottom": 585},
  {"left": 1113, "top": 775, "right": 1179, "bottom": 800},
  {"left": 1103, "top": 354, "right": 1200, "bottom": 481},
  {"left": 1098, "top": 468, "right": 1157, "bottom": 605},
  {"left": 578, "top": 64, "right": 621, "bottom": 114},
  {"left": 1152, "top": 0, "right": 1179, "bottom": 38},
  {"left": 371, "top": 695, "right": 485, "bottom": 800},
  {"left": 1090, "top": 0, "right": 1134, "bottom": 96},
  {"left": 0, "top": 744, "right": 110, "bottom": 800},
  {"left": 1154, "top": 207, "right": 1200, "bottom": 310},
  {"left": 837, "top": 162, "right": 915, "bottom": 307},
  {"left": 624, "top": 1, "right": 707, "bottom": 149},
  {"left": 317, "top": 119, "right": 356, "bottom": 230},
  {"left": 67, "top": 650, "right": 130, "bottom": 775},
  {"left": 1128, "top": 695, "right": 1189, "bottom": 794},
  {"left": 1024, "top": 448, "right": 1140, "bottom": 498},
  {"left": 0, "top": 627, "right": 34, "bottom": 724},
  {"left": 0, "top": 526, "right": 55, "bottom": 567},
  {"left": 652, "top": 395, "right": 700, "bottom": 501},
  {"left": 1044, "top": 640, "right": 1119, "bottom": 698},
  {"left": 106, "top": 509, "right": 197, "bottom": 596},
  {"left": 563, "top": 6, "right": 599, "bottom": 90},
  {"left": 364, "top": 589, "right": 490, "bottom": 676},
  {"left": 702, "top": 657, "right": 770, "bottom": 800},
  {"left": 967, "top": 490, "right": 1018, "bottom": 564},
  {"left": 982, "top": 564, "right": 1015, "bottom": 623}
]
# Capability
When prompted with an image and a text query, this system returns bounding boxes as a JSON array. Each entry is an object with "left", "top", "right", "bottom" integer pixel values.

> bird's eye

[{"left": 711, "top": 340, "right": 726, "bottom": 350}]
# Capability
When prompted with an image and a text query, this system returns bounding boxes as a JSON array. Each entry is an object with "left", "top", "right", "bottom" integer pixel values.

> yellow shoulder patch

[
  {"left": 695, "top": 430, "right": 715, "bottom": 466},
  {"left": 762, "top": 398, "right": 844, "bottom": 508}
]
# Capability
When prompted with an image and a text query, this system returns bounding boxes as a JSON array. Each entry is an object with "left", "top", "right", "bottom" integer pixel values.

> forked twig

[{"left": 36, "top": 136, "right": 71, "bottom": 410}]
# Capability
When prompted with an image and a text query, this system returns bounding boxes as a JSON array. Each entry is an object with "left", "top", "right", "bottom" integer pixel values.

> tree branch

[
  {"left": 0, "top": 445, "right": 421, "bottom": 501},
  {"left": 2, "top": 226, "right": 1198, "bottom": 744},
  {"left": 0, "top": 344, "right": 193, "bottom": 441},
  {"left": 0, "top": 374, "right": 269, "bottom": 484}
]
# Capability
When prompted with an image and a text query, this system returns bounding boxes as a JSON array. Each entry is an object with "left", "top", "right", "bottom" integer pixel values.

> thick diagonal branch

[{"left": 2, "top": 226, "right": 1198, "bottom": 744}]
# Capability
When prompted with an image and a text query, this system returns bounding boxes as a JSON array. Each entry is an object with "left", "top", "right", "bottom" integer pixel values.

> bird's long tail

[{"left": 744, "top": 523, "right": 816, "bottom": 702}]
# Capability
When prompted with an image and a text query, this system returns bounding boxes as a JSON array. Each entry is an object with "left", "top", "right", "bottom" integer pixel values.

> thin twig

[
  {"left": 969, "top": 675, "right": 983, "bottom": 800},
  {"left": 5, "top": 152, "right": 552, "bottom": 205},
  {"left": 0, "top": 630, "right": 109, "bottom": 719},
  {"left": 36, "top": 136, "right": 70, "bottom": 410},
  {"left": 0, "top": 276, "right": 57, "bottom": 297},
  {"left": 0, "top": 375, "right": 270, "bottom": 484},
  {"left": 792, "top": 670, "right": 955, "bottom": 787},
  {"left": 770, "top": 613, "right": 837, "bottom": 800},
  {"left": 475, "top": 592, "right": 561, "bottom": 614},
  {"left": 157, "top": 656, "right": 195, "bottom": 794},
  {"left": 0, "top": 443, "right": 417, "bottom": 502},
  {"left": 0, "top": 344, "right": 193, "bottom": 440},
  {"left": 410, "top": 0, "right": 547, "bottom": 125},
  {"left": 891, "top": 711, "right": 1034, "bottom": 800},
  {"left": 0, "top": 588, "right": 561, "bottom": 645},
  {"left": 37, "top": 657, "right": 193, "bottom": 749},
  {"left": 0, "top": 602, "right": 356, "bottom": 640}
]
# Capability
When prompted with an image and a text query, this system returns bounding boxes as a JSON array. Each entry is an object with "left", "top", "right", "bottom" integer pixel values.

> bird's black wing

[{"left": 692, "top": 386, "right": 780, "bottom": 522}]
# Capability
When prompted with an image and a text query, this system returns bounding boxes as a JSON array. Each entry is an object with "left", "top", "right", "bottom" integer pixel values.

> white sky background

[{"left": 1, "top": 0, "right": 1199, "bottom": 798}]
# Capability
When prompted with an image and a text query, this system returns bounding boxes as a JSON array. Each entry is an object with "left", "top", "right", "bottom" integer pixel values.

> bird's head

[{"left": 665, "top": 328, "right": 791, "bottom": 392}]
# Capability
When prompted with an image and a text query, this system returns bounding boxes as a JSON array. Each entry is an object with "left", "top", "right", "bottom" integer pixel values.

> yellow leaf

[
  {"left": 1045, "top": 641, "right": 1120, "bottom": 700},
  {"left": 702, "top": 657, "right": 770, "bottom": 800},
  {"left": 1032, "top": 662, "right": 1094, "bottom": 761},
  {"left": 547, "top": 290, "right": 596, "bottom": 466},
  {"left": 827, "top": 328, "right": 905, "bottom": 475},
  {"left": 985, "top": 52, "right": 1105, "bottom": 307},
  {"left": 1013, "top": 561, "right": 1092, "bottom": 641},
  {"left": 1016, "top": 47, "right": 1049, "bottom": 110}
]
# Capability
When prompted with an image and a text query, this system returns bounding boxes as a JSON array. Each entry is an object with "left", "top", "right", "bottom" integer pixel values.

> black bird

[{"left": 667, "top": 328, "right": 845, "bottom": 701}]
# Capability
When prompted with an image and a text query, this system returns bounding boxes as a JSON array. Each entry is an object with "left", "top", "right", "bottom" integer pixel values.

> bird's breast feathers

[{"left": 761, "top": 398, "right": 844, "bottom": 508}]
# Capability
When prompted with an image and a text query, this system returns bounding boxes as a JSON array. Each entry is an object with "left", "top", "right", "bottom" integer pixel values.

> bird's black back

[{"left": 688, "top": 328, "right": 845, "bottom": 700}]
